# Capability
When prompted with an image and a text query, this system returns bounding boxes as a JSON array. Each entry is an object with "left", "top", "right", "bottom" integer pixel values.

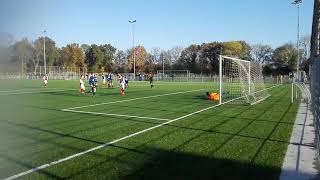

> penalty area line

[{"left": 65, "top": 89, "right": 205, "bottom": 110}]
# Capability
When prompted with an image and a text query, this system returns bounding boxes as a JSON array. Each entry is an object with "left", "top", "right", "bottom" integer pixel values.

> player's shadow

[{"left": 41, "top": 91, "right": 84, "bottom": 97}]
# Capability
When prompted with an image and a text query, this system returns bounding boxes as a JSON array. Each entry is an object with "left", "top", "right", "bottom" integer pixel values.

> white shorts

[
  {"left": 44, "top": 80, "right": 48, "bottom": 84},
  {"left": 120, "top": 83, "right": 125, "bottom": 89},
  {"left": 80, "top": 84, "right": 85, "bottom": 90}
]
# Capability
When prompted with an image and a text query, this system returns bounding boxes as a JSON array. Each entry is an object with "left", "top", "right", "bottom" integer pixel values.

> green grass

[{"left": 0, "top": 80, "right": 300, "bottom": 180}]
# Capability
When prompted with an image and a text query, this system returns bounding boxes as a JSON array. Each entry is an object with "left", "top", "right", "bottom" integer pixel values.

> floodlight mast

[
  {"left": 43, "top": 30, "right": 47, "bottom": 75},
  {"left": 129, "top": 20, "right": 136, "bottom": 81},
  {"left": 292, "top": 0, "right": 302, "bottom": 82}
]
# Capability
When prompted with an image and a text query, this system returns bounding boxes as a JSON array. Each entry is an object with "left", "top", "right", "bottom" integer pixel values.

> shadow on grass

[
  {"left": 0, "top": 153, "right": 63, "bottom": 180},
  {"left": 123, "top": 147, "right": 281, "bottom": 180}
]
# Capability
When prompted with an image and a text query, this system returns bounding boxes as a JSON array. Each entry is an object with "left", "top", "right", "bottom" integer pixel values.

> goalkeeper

[{"left": 206, "top": 92, "right": 219, "bottom": 101}]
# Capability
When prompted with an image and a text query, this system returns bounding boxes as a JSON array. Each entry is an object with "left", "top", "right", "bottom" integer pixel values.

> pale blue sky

[{"left": 0, "top": 0, "right": 314, "bottom": 50}]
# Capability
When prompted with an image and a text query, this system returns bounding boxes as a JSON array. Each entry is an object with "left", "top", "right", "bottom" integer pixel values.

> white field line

[
  {"left": 62, "top": 109, "right": 171, "bottom": 121},
  {"left": 4, "top": 84, "right": 282, "bottom": 180},
  {"left": 0, "top": 88, "right": 54, "bottom": 93},
  {"left": 0, "top": 89, "right": 78, "bottom": 96},
  {"left": 64, "top": 89, "right": 205, "bottom": 110}
]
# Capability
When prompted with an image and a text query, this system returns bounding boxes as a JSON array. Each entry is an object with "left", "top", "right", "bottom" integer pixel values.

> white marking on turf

[
  {"left": 64, "top": 89, "right": 205, "bottom": 110},
  {"left": 62, "top": 109, "right": 171, "bottom": 121},
  {"left": 0, "top": 89, "right": 78, "bottom": 96},
  {"left": 0, "top": 88, "right": 50, "bottom": 93},
  {"left": 4, "top": 85, "right": 281, "bottom": 180}
]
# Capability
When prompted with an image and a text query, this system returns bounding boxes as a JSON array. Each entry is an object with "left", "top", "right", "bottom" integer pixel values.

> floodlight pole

[
  {"left": 43, "top": 30, "right": 47, "bottom": 75},
  {"left": 161, "top": 52, "right": 164, "bottom": 77},
  {"left": 292, "top": 0, "right": 302, "bottom": 82},
  {"left": 129, "top": 20, "right": 136, "bottom": 81}
]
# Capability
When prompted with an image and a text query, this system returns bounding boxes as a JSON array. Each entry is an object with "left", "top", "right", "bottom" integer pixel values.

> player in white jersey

[
  {"left": 43, "top": 74, "right": 48, "bottom": 88},
  {"left": 118, "top": 75, "right": 126, "bottom": 95},
  {"left": 80, "top": 75, "right": 86, "bottom": 95}
]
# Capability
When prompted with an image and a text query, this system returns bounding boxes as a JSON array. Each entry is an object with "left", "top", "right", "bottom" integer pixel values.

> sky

[{"left": 0, "top": 0, "right": 314, "bottom": 51}]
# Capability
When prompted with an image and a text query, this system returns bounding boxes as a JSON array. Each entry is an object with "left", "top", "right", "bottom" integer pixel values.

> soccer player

[
  {"left": 102, "top": 74, "right": 106, "bottom": 85},
  {"left": 118, "top": 74, "right": 126, "bottom": 95},
  {"left": 80, "top": 75, "right": 86, "bottom": 95},
  {"left": 149, "top": 73, "right": 154, "bottom": 88},
  {"left": 91, "top": 82, "right": 97, "bottom": 97},
  {"left": 125, "top": 76, "right": 129, "bottom": 88},
  {"left": 89, "top": 74, "right": 98, "bottom": 97},
  {"left": 43, "top": 74, "right": 48, "bottom": 88},
  {"left": 107, "top": 73, "right": 113, "bottom": 88},
  {"left": 206, "top": 92, "right": 219, "bottom": 101}
]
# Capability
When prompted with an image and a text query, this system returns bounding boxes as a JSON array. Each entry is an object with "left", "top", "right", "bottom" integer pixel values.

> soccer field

[{"left": 0, "top": 80, "right": 299, "bottom": 180}]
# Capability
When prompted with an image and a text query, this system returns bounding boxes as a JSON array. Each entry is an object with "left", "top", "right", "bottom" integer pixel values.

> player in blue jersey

[{"left": 107, "top": 73, "right": 113, "bottom": 88}]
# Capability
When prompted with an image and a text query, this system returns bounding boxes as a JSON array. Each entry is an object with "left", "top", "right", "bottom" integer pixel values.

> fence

[
  {"left": 310, "top": 57, "right": 320, "bottom": 157},
  {"left": 0, "top": 66, "right": 88, "bottom": 80}
]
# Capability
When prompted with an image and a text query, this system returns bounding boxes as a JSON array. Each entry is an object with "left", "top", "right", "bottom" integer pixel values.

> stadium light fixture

[
  {"left": 292, "top": 0, "right": 302, "bottom": 82},
  {"left": 129, "top": 20, "right": 136, "bottom": 81}
]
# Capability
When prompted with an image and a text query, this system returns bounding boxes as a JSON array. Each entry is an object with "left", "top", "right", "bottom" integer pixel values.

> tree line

[{"left": 0, "top": 35, "right": 310, "bottom": 75}]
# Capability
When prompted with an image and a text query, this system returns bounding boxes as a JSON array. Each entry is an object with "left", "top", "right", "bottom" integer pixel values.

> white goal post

[{"left": 219, "top": 55, "right": 270, "bottom": 105}]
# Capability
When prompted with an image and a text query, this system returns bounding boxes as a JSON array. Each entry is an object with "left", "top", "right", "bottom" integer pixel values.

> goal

[
  {"left": 156, "top": 70, "right": 190, "bottom": 82},
  {"left": 219, "top": 55, "right": 270, "bottom": 105}
]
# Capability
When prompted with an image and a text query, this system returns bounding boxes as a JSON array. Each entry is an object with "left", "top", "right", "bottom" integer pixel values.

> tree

[
  {"left": 0, "top": 32, "right": 13, "bottom": 48},
  {"left": 250, "top": 44, "right": 273, "bottom": 64},
  {"left": 271, "top": 43, "right": 298, "bottom": 74},
  {"left": 169, "top": 46, "right": 184, "bottom": 64},
  {"left": 34, "top": 37, "right": 59, "bottom": 67},
  {"left": 10, "top": 38, "right": 34, "bottom": 74},
  {"left": 114, "top": 50, "right": 127, "bottom": 72},
  {"left": 299, "top": 35, "right": 311, "bottom": 61},
  {"left": 150, "top": 47, "right": 161, "bottom": 64},
  {"left": 32, "top": 39, "right": 43, "bottom": 74},
  {"left": 160, "top": 50, "right": 172, "bottom": 70},
  {"left": 201, "top": 42, "right": 223, "bottom": 74},
  {"left": 80, "top": 44, "right": 90, "bottom": 54},
  {"left": 100, "top": 44, "right": 116, "bottom": 72},
  {"left": 128, "top": 45, "right": 148, "bottom": 73},
  {"left": 85, "top": 44, "right": 104, "bottom": 72},
  {"left": 299, "top": 35, "right": 311, "bottom": 72},
  {"left": 60, "top": 43, "right": 85, "bottom": 68},
  {"left": 222, "top": 41, "right": 251, "bottom": 60},
  {"left": 178, "top": 44, "right": 201, "bottom": 73}
]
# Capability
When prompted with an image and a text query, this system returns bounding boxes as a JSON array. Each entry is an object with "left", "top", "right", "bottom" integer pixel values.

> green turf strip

[{"left": 0, "top": 81, "right": 300, "bottom": 179}]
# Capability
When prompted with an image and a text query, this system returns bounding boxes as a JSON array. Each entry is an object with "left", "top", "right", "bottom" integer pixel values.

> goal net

[
  {"left": 219, "top": 55, "right": 270, "bottom": 105},
  {"left": 156, "top": 70, "right": 190, "bottom": 82}
]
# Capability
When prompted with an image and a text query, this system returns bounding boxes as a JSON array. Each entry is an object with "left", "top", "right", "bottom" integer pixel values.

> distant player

[
  {"left": 118, "top": 74, "right": 126, "bottom": 95},
  {"left": 79, "top": 75, "right": 86, "bottom": 95},
  {"left": 107, "top": 73, "right": 113, "bottom": 88},
  {"left": 91, "top": 74, "right": 98, "bottom": 97},
  {"left": 125, "top": 76, "right": 129, "bottom": 88},
  {"left": 91, "top": 82, "right": 97, "bottom": 97},
  {"left": 43, "top": 74, "right": 48, "bottom": 88},
  {"left": 149, "top": 73, "right": 154, "bottom": 88},
  {"left": 102, "top": 74, "right": 106, "bottom": 85}
]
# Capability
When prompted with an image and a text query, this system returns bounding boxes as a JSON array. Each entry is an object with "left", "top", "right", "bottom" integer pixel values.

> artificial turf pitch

[{"left": 0, "top": 80, "right": 300, "bottom": 180}]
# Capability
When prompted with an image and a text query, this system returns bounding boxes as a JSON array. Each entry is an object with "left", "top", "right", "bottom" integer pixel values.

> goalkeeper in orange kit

[{"left": 206, "top": 92, "right": 219, "bottom": 101}]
